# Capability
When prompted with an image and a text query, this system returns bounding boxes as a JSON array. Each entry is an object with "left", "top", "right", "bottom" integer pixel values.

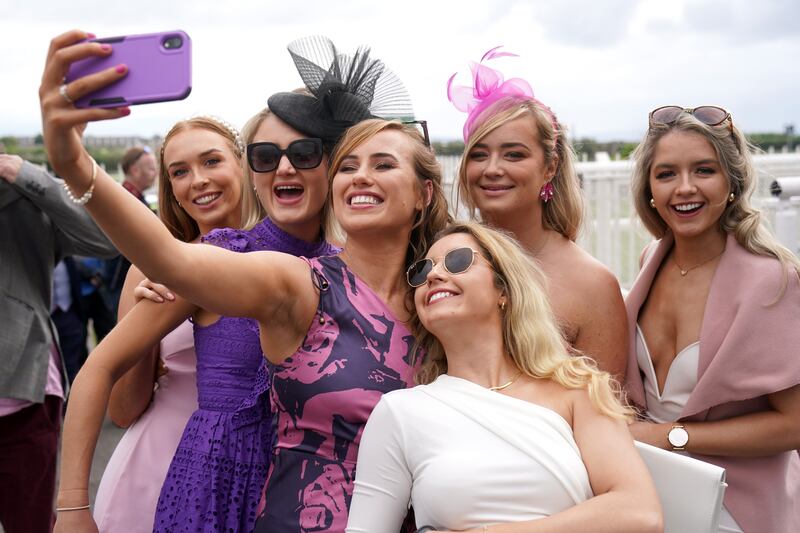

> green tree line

[{"left": 4, "top": 131, "right": 797, "bottom": 169}]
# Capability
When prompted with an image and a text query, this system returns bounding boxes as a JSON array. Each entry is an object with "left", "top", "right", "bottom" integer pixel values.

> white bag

[{"left": 635, "top": 441, "right": 727, "bottom": 533}]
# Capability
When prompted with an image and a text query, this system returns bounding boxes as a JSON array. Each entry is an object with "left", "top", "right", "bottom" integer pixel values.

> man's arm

[{"left": 5, "top": 157, "right": 118, "bottom": 258}]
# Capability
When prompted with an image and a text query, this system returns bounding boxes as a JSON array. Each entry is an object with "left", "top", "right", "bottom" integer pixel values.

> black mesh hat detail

[{"left": 268, "top": 36, "right": 415, "bottom": 148}]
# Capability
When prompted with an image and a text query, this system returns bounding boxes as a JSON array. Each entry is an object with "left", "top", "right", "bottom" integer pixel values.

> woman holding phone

[
  {"left": 55, "top": 108, "right": 336, "bottom": 532},
  {"left": 42, "top": 31, "right": 448, "bottom": 533}
]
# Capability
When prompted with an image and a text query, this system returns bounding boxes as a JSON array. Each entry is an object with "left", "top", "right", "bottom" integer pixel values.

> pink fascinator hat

[{"left": 447, "top": 46, "right": 558, "bottom": 143}]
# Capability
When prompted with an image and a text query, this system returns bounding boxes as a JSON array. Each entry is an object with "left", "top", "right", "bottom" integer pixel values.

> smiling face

[
  {"left": 163, "top": 128, "right": 243, "bottom": 235},
  {"left": 464, "top": 115, "right": 556, "bottom": 222},
  {"left": 250, "top": 114, "right": 328, "bottom": 242},
  {"left": 331, "top": 129, "right": 425, "bottom": 238},
  {"left": 649, "top": 130, "right": 730, "bottom": 242},
  {"left": 413, "top": 233, "right": 504, "bottom": 337}
]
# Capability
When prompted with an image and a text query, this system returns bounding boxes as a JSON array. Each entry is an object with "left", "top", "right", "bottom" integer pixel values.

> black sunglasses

[
  {"left": 401, "top": 120, "right": 430, "bottom": 147},
  {"left": 406, "top": 247, "right": 481, "bottom": 287},
  {"left": 649, "top": 106, "right": 732, "bottom": 129},
  {"left": 247, "top": 138, "right": 324, "bottom": 173}
]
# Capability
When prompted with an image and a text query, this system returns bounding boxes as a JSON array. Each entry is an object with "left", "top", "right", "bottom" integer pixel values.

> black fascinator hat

[{"left": 268, "top": 36, "right": 414, "bottom": 150}]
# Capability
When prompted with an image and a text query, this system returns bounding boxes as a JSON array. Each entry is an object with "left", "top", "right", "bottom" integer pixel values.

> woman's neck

[
  {"left": 272, "top": 215, "right": 323, "bottom": 243},
  {"left": 484, "top": 208, "right": 550, "bottom": 255},
  {"left": 197, "top": 212, "right": 241, "bottom": 237},
  {"left": 671, "top": 228, "right": 727, "bottom": 268},
  {"left": 339, "top": 233, "right": 409, "bottom": 303},
  {"left": 439, "top": 321, "right": 517, "bottom": 389}
]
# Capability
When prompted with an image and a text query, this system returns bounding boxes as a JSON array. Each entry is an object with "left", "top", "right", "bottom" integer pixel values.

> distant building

[{"left": 83, "top": 135, "right": 162, "bottom": 150}]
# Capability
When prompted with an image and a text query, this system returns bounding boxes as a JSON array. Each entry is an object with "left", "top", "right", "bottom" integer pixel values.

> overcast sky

[{"left": 1, "top": 0, "right": 798, "bottom": 141}]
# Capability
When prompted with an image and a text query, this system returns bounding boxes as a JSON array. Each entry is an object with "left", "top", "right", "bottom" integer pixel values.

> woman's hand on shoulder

[
  {"left": 134, "top": 277, "right": 176, "bottom": 304},
  {"left": 40, "top": 30, "right": 130, "bottom": 175}
]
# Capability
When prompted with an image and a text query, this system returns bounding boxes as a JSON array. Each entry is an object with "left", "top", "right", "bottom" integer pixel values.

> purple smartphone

[{"left": 65, "top": 30, "right": 192, "bottom": 108}]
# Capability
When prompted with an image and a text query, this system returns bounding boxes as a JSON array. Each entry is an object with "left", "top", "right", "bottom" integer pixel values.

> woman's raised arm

[{"left": 39, "top": 30, "right": 312, "bottom": 323}]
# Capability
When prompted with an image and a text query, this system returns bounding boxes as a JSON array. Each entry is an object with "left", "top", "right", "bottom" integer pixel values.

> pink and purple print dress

[{"left": 253, "top": 255, "right": 422, "bottom": 533}]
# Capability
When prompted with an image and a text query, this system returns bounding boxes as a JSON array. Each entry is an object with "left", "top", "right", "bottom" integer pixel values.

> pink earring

[{"left": 539, "top": 181, "right": 554, "bottom": 203}]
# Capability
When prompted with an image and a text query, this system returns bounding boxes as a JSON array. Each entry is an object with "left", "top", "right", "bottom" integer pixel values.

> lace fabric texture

[{"left": 153, "top": 219, "right": 335, "bottom": 532}]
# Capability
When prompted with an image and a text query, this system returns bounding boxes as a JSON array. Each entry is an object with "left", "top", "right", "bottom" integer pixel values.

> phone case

[{"left": 65, "top": 30, "right": 192, "bottom": 108}]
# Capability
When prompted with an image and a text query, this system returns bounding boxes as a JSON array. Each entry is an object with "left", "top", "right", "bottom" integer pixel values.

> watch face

[{"left": 669, "top": 426, "right": 689, "bottom": 447}]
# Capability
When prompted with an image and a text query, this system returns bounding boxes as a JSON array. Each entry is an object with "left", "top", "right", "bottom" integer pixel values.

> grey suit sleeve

[{"left": 12, "top": 161, "right": 119, "bottom": 258}]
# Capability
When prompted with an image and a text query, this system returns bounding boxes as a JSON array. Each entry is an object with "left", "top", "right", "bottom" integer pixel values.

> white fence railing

[{"left": 438, "top": 153, "right": 800, "bottom": 288}]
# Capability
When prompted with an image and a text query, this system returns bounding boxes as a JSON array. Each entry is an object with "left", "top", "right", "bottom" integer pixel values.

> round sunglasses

[
  {"left": 649, "top": 106, "right": 731, "bottom": 128},
  {"left": 406, "top": 247, "right": 483, "bottom": 287},
  {"left": 247, "top": 138, "right": 324, "bottom": 173}
]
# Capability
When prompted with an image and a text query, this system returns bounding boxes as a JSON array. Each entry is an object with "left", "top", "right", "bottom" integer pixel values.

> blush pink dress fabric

[
  {"left": 625, "top": 232, "right": 800, "bottom": 533},
  {"left": 93, "top": 320, "right": 197, "bottom": 533}
]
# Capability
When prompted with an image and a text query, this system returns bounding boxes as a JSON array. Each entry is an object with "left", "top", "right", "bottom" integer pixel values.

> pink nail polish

[
  {"left": 116, "top": 64, "right": 127, "bottom": 74},
  {"left": 119, "top": 107, "right": 131, "bottom": 116},
  {"left": 101, "top": 44, "right": 111, "bottom": 52},
  {"left": 87, "top": 33, "right": 96, "bottom": 39}
]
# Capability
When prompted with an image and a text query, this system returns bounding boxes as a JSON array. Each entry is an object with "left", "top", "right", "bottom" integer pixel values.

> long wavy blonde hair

[
  {"left": 458, "top": 97, "right": 584, "bottom": 241},
  {"left": 413, "top": 222, "right": 632, "bottom": 421},
  {"left": 328, "top": 119, "right": 452, "bottom": 266},
  {"left": 632, "top": 112, "right": 800, "bottom": 296}
]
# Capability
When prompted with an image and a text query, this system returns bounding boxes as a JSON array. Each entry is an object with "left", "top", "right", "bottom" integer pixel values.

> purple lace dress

[
  {"left": 153, "top": 219, "right": 337, "bottom": 533},
  {"left": 253, "top": 255, "right": 422, "bottom": 533}
]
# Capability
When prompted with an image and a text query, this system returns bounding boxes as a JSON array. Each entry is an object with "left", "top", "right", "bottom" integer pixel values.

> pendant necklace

[
  {"left": 489, "top": 371, "right": 523, "bottom": 392},
  {"left": 672, "top": 249, "right": 724, "bottom": 277}
]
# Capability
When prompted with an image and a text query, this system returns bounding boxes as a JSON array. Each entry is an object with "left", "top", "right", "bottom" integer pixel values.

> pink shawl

[{"left": 624, "top": 232, "right": 800, "bottom": 533}]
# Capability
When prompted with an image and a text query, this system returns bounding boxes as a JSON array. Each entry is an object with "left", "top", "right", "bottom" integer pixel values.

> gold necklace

[
  {"left": 488, "top": 371, "right": 523, "bottom": 392},
  {"left": 672, "top": 250, "right": 724, "bottom": 276}
]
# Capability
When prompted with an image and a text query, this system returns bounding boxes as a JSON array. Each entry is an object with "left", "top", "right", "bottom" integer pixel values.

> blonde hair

[
  {"left": 632, "top": 113, "right": 800, "bottom": 296},
  {"left": 157, "top": 116, "right": 258, "bottom": 242},
  {"left": 414, "top": 222, "right": 632, "bottom": 421},
  {"left": 458, "top": 97, "right": 584, "bottom": 241},
  {"left": 239, "top": 109, "right": 271, "bottom": 230},
  {"left": 328, "top": 119, "right": 452, "bottom": 265}
]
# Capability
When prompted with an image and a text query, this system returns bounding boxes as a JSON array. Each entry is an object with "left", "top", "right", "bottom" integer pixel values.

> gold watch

[{"left": 667, "top": 424, "right": 689, "bottom": 451}]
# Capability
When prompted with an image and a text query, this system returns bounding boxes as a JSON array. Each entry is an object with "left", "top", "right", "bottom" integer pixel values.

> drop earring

[
  {"left": 539, "top": 181, "right": 554, "bottom": 203},
  {"left": 650, "top": 198, "right": 656, "bottom": 208},
  {"left": 728, "top": 193, "right": 735, "bottom": 203}
]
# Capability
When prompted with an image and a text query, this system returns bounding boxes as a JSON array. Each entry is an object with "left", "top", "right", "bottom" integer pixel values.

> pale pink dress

[{"left": 93, "top": 320, "right": 198, "bottom": 532}]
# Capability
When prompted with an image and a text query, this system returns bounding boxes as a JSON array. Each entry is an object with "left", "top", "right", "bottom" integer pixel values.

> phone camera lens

[{"left": 163, "top": 36, "right": 183, "bottom": 50}]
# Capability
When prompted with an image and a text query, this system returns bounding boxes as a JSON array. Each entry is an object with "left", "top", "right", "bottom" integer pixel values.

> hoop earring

[
  {"left": 649, "top": 198, "right": 656, "bottom": 208},
  {"left": 539, "top": 181, "right": 554, "bottom": 203}
]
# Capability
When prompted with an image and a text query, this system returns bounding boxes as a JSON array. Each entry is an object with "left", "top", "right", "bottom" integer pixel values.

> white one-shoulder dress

[
  {"left": 636, "top": 326, "right": 743, "bottom": 533},
  {"left": 346, "top": 374, "right": 594, "bottom": 532}
]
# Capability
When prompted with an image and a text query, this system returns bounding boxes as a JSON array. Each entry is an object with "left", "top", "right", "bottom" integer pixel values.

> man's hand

[{"left": 0, "top": 154, "right": 23, "bottom": 184}]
